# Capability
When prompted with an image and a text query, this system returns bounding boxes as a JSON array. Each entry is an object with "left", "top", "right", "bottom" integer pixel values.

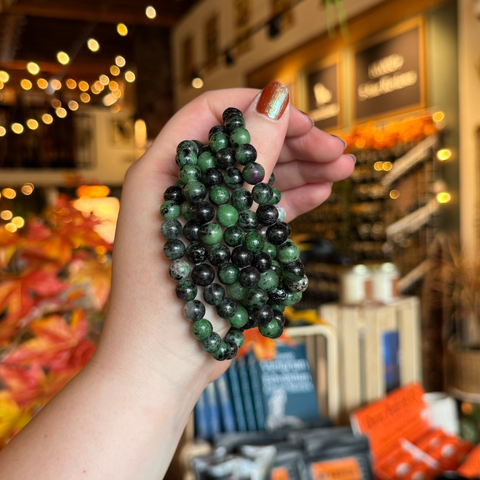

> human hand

[{"left": 96, "top": 82, "right": 355, "bottom": 396}]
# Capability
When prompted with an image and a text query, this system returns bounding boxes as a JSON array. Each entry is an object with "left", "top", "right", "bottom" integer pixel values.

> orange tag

[
  {"left": 311, "top": 457, "right": 363, "bottom": 480},
  {"left": 271, "top": 467, "right": 290, "bottom": 480}
]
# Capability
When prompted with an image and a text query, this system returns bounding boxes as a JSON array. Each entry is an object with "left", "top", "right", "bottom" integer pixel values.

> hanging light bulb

[
  {"left": 27, "top": 62, "right": 40, "bottom": 75},
  {"left": 110, "top": 65, "right": 120, "bottom": 76},
  {"left": 125, "top": 71, "right": 135, "bottom": 83},
  {"left": 42, "top": 114, "right": 53, "bottom": 125},
  {"left": 145, "top": 6, "right": 156, "bottom": 18},
  {"left": 56, "top": 108, "right": 67, "bottom": 118},
  {"left": 115, "top": 56, "right": 126, "bottom": 67},
  {"left": 66, "top": 79, "right": 77, "bottom": 89},
  {"left": 117, "top": 23, "right": 128, "bottom": 36},
  {"left": 87, "top": 38, "right": 100, "bottom": 52},
  {"left": 37, "top": 78, "right": 48, "bottom": 89},
  {"left": 20, "top": 79, "right": 32, "bottom": 90},
  {"left": 57, "top": 51, "right": 70, "bottom": 65},
  {"left": 68, "top": 100, "right": 79, "bottom": 111},
  {"left": 26, "top": 119, "right": 39, "bottom": 130},
  {"left": 0, "top": 71, "right": 10, "bottom": 82},
  {"left": 99, "top": 74, "right": 110, "bottom": 85},
  {"left": 78, "top": 81, "right": 89, "bottom": 92},
  {"left": 11, "top": 123, "right": 24, "bottom": 134}
]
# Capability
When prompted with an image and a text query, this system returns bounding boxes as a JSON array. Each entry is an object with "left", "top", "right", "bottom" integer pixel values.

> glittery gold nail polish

[{"left": 256, "top": 81, "right": 289, "bottom": 120}]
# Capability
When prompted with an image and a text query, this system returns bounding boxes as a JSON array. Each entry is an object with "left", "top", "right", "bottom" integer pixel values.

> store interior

[{"left": 1, "top": 0, "right": 480, "bottom": 478}]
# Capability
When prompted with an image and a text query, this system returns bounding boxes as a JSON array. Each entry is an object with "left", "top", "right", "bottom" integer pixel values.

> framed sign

[
  {"left": 304, "top": 55, "right": 341, "bottom": 131},
  {"left": 353, "top": 18, "right": 426, "bottom": 122}
]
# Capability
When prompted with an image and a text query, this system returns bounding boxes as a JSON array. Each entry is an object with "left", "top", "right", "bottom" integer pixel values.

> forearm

[{"left": 0, "top": 341, "right": 201, "bottom": 480}]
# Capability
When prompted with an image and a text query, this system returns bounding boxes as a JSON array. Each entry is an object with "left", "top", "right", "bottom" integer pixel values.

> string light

[
  {"left": 11, "top": 123, "right": 24, "bottom": 134},
  {"left": 21, "top": 183, "right": 34, "bottom": 195},
  {"left": 0, "top": 81, "right": 3, "bottom": 90},
  {"left": 0, "top": 71, "right": 10, "bottom": 82},
  {"left": 110, "top": 65, "right": 120, "bottom": 76},
  {"left": 5, "top": 223, "right": 17, "bottom": 233},
  {"left": 2, "top": 188, "right": 16, "bottom": 199},
  {"left": 37, "top": 78, "right": 48, "bottom": 89},
  {"left": 112, "top": 89, "right": 122, "bottom": 98},
  {"left": 437, "top": 192, "right": 451, "bottom": 204},
  {"left": 80, "top": 93, "right": 91, "bottom": 103},
  {"left": 56, "top": 108, "right": 67, "bottom": 118},
  {"left": 0, "top": 126, "right": 6, "bottom": 137},
  {"left": 51, "top": 99, "right": 62, "bottom": 109},
  {"left": 433, "top": 111, "right": 445, "bottom": 123},
  {"left": 437, "top": 149, "right": 452, "bottom": 161},
  {"left": 389, "top": 190, "right": 400, "bottom": 199},
  {"left": 115, "top": 56, "right": 126, "bottom": 67},
  {"left": 26, "top": 119, "right": 39, "bottom": 130},
  {"left": 117, "top": 23, "right": 128, "bottom": 36},
  {"left": 20, "top": 79, "right": 32, "bottom": 90},
  {"left": 42, "top": 114, "right": 53, "bottom": 124},
  {"left": 192, "top": 76, "right": 204, "bottom": 89},
  {"left": 68, "top": 100, "right": 79, "bottom": 111},
  {"left": 125, "top": 71, "right": 135, "bottom": 82},
  {"left": 27, "top": 62, "right": 40, "bottom": 75},
  {"left": 57, "top": 51, "right": 70, "bottom": 65},
  {"left": 12, "top": 217, "right": 25, "bottom": 228},
  {"left": 78, "top": 81, "right": 89, "bottom": 92},
  {"left": 109, "top": 80, "right": 119, "bottom": 91},
  {"left": 99, "top": 75, "right": 110, "bottom": 85},
  {"left": 374, "top": 162, "right": 383, "bottom": 171},
  {"left": 50, "top": 79, "right": 62, "bottom": 90},
  {"left": 1, "top": 210, "right": 13, "bottom": 220},
  {"left": 103, "top": 93, "right": 117, "bottom": 107},
  {"left": 66, "top": 79, "right": 77, "bottom": 89},
  {"left": 383, "top": 161, "right": 393, "bottom": 171},
  {"left": 87, "top": 38, "right": 100, "bottom": 52},
  {"left": 145, "top": 6, "right": 157, "bottom": 18}
]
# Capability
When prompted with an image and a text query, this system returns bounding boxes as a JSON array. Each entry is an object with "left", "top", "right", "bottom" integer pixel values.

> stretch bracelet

[{"left": 161, "top": 107, "right": 308, "bottom": 361}]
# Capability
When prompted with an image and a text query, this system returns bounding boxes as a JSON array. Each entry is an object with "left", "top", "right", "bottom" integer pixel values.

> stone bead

[
  {"left": 231, "top": 246, "right": 253, "bottom": 268},
  {"left": 224, "top": 167, "right": 244, "bottom": 189},
  {"left": 209, "top": 186, "right": 230, "bottom": 206},
  {"left": 266, "top": 223, "right": 290, "bottom": 246},
  {"left": 245, "top": 232, "right": 264, "bottom": 254},
  {"left": 160, "top": 200, "right": 180, "bottom": 220},
  {"left": 269, "top": 187, "right": 282, "bottom": 205},
  {"left": 218, "top": 263, "right": 240, "bottom": 285},
  {"left": 259, "top": 319, "right": 282, "bottom": 339},
  {"left": 200, "top": 145, "right": 211, "bottom": 154},
  {"left": 252, "top": 305, "right": 274, "bottom": 326},
  {"left": 279, "top": 221, "right": 292, "bottom": 237},
  {"left": 225, "top": 340, "right": 239, "bottom": 360},
  {"left": 175, "top": 148, "right": 197, "bottom": 168},
  {"left": 202, "top": 168, "right": 223, "bottom": 188},
  {"left": 252, "top": 183, "right": 273, "bottom": 205},
  {"left": 224, "top": 226, "right": 246, "bottom": 247},
  {"left": 225, "top": 328, "right": 245, "bottom": 349},
  {"left": 268, "top": 172, "right": 275, "bottom": 187},
  {"left": 191, "top": 318, "right": 213, "bottom": 340},
  {"left": 163, "top": 239, "right": 185, "bottom": 260},
  {"left": 235, "top": 144, "right": 257, "bottom": 165},
  {"left": 269, "top": 285, "right": 288, "bottom": 303},
  {"left": 176, "top": 139, "right": 197, "bottom": 153},
  {"left": 273, "top": 310, "right": 286, "bottom": 327},
  {"left": 257, "top": 225, "right": 268, "bottom": 239},
  {"left": 242, "top": 162, "right": 265, "bottom": 185},
  {"left": 276, "top": 205, "right": 286, "bottom": 222},
  {"left": 209, "top": 132, "right": 229, "bottom": 153},
  {"left": 238, "top": 210, "right": 258, "bottom": 232},
  {"left": 285, "top": 275, "right": 309, "bottom": 293},
  {"left": 175, "top": 179, "right": 186, "bottom": 187},
  {"left": 229, "top": 304, "right": 249, "bottom": 328},
  {"left": 216, "top": 147, "right": 236, "bottom": 170},
  {"left": 212, "top": 341, "right": 230, "bottom": 361},
  {"left": 238, "top": 267, "right": 260, "bottom": 288},
  {"left": 229, "top": 127, "right": 251, "bottom": 148},
  {"left": 175, "top": 280, "right": 197, "bottom": 302},
  {"left": 217, "top": 205, "right": 239, "bottom": 227},
  {"left": 225, "top": 115, "right": 245, "bottom": 132},
  {"left": 268, "top": 300, "right": 285, "bottom": 312},
  {"left": 258, "top": 269, "right": 279, "bottom": 292},
  {"left": 183, "top": 220, "right": 202, "bottom": 242},
  {"left": 197, "top": 151, "right": 217, "bottom": 171},
  {"left": 270, "top": 259, "right": 282, "bottom": 276},
  {"left": 181, "top": 201, "right": 194, "bottom": 221},
  {"left": 186, "top": 242, "right": 208, "bottom": 264},
  {"left": 245, "top": 288, "right": 268, "bottom": 309},
  {"left": 201, "top": 332, "right": 221, "bottom": 353},
  {"left": 203, "top": 283, "right": 225, "bottom": 306},
  {"left": 182, "top": 181, "right": 206, "bottom": 203},
  {"left": 183, "top": 300, "right": 206, "bottom": 321},
  {"left": 231, "top": 188, "right": 253, "bottom": 212},
  {"left": 164, "top": 186, "right": 184, "bottom": 204},
  {"left": 262, "top": 242, "right": 277, "bottom": 259},
  {"left": 252, "top": 252, "right": 272, "bottom": 273},
  {"left": 277, "top": 240, "right": 300, "bottom": 264},
  {"left": 193, "top": 140, "right": 203, "bottom": 154},
  {"left": 191, "top": 263, "right": 216, "bottom": 286},
  {"left": 209, "top": 125, "right": 226, "bottom": 139},
  {"left": 207, "top": 244, "right": 230, "bottom": 267},
  {"left": 228, "top": 282, "right": 249, "bottom": 301},
  {"left": 256, "top": 204, "right": 279, "bottom": 226},
  {"left": 169, "top": 259, "right": 191, "bottom": 282},
  {"left": 179, "top": 164, "right": 201, "bottom": 184},
  {"left": 200, "top": 223, "right": 223, "bottom": 245},
  {"left": 282, "top": 291, "right": 302, "bottom": 306},
  {"left": 282, "top": 260, "right": 305, "bottom": 282},
  {"left": 192, "top": 201, "right": 215, "bottom": 225},
  {"left": 222, "top": 107, "right": 243, "bottom": 122},
  {"left": 161, "top": 219, "right": 182, "bottom": 240},
  {"left": 240, "top": 312, "right": 256, "bottom": 331},
  {"left": 216, "top": 297, "right": 238, "bottom": 319}
]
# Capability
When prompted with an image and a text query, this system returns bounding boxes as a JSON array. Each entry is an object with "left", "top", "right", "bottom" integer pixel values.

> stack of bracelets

[{"left": 161, "top": 107, "right": 308, "bottom": 361}]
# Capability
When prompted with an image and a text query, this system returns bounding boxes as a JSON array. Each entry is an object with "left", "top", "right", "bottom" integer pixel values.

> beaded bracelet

[{"left": 161, "top": 107, "right": 308, "bottom": 361}]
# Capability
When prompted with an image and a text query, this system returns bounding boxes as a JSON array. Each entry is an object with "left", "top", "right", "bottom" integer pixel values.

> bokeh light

[{"left": 27, "top": 62, "right": 40, "bottom": 75}]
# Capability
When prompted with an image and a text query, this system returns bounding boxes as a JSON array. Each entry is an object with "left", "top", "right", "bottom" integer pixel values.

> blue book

[
  {"left": 237, "top": 356, "right": 257, "bottom": 431},
  {"left": 194, "top": 390, "right": 210, "bottom": 440},
  {"left": 205, "top": 382, "right": 221, "bottom": 439},
  {"left": 227, "top": 362, "right": 247, "bottom": 432},
  {"left": 247, "top": 351, "right": 266, "bottom": 431},
  {"left": 257, "top": 343, "right": 320, "bottom": 430},
  {"left": 382, "top": 331, "right": 400, "bottom": 392},
  {"left": 215, "top": 373, "right": 237, "bottom": 433}
]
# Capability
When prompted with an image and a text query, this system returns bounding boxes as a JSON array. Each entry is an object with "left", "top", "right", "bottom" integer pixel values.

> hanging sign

[
  {"left": 306, "top": 58, "right": 341, "bottom": 131},
  {"left": 354, "top": 21, "right": 425, "bottom": 121}
]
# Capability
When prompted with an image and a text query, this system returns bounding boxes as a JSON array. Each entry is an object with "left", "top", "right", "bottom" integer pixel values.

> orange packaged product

[
  {"left": 413, "top": 430, "right": 443, "bottom": 452},
  {"left": 458, "top": 442, "right": 480, "bottom": 478}
]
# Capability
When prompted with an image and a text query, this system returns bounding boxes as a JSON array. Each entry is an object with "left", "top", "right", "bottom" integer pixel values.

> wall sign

[
  {"left": 306, "top": 58, "right": 341, "bottom": 131},
  {"left": 354, "top": 21, "right": 425, "bottom": 121}
]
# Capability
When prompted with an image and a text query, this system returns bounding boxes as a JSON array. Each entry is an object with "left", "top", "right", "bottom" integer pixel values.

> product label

[{"left": 310, "top": 457, "right": 363, "bottom": 480}]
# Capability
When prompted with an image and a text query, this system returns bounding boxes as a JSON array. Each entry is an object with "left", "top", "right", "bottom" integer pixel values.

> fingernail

[
  {"left": 331, "top": 134, "right": 347, "bottom": 150},
  {"left": 348, "top": 154, "right": 356, "bottom": 164},
  {"left": 256, "top": 81, "right": 289, "bottom": 120},
  {"left": 299, "top": 110, "right": 315, "bottom": 127}
]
